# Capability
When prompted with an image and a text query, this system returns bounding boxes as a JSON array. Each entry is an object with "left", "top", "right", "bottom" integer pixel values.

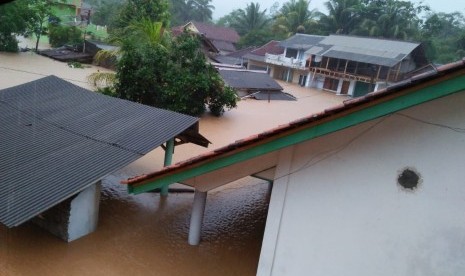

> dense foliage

[
  {"left": 115, "top": 31, "right": 237, "bottom": 116},
  {"left": 0, "top": 0, "right": 33, "bottom": 51},
  {"left": 48, "top": 25, "right": 82, "bottom": 48},
  {"left": 214, "top": 0, "right": 465, "bottom": 63},
  {"left": 111, "top": 0, "right": 171, "bottom": 32},
  {"left": 170, "top": 0, "right": 215, "bottom": 26}
]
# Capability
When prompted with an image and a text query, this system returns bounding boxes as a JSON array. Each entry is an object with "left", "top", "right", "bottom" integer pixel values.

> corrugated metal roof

[
  {"left": 306, "top": 35, "right": 421, "bottom": 66},
  {"left": 321, "top": 35, "right": 419, "bottom": 54},
  {"left": 0, "top": 76, "right": 199, "bottom": 227},
  {"left": 323, "top": 50, "right": 405, "bottom": 67},
  {"left": 279, "top": 34, "right": 325, "bottom": 50},
  {"left": 218, "top": 69, "right": 283, "bottom": 91}
]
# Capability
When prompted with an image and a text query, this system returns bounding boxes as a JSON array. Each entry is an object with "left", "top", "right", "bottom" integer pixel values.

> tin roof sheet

[{"left": 0, "top": 76, "right": 199, "bottom": 227}]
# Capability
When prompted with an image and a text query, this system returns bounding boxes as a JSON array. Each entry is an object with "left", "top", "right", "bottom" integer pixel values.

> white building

[
  {"left": 263, "top": 34, "right": 429, "bottom": 97},
  {"left": 125, "top": 59, "right": 465, "bottom": 275}
]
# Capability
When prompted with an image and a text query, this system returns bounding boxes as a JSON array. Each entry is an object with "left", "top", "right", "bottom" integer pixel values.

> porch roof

[{"left": 0, "top": 76, "right": 205, "bottom": 227}]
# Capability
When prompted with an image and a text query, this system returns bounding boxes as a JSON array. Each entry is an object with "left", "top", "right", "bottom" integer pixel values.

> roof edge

[{"left": 124, "top": 59, "right": 465, "bottom": 193}]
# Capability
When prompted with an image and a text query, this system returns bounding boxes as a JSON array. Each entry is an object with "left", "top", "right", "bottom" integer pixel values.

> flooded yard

[{"left": 0, "top": 52, "right": 346, "bottom": 275}]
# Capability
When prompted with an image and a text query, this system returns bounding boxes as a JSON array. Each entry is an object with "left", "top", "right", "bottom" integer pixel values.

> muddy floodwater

[{"left": 0, "top": 51, "right": 346, "bottom": 275}]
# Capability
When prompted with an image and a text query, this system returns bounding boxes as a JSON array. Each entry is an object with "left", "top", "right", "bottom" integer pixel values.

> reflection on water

[{"left": 0, "top": 174, "right": 270, "bottom": 276}]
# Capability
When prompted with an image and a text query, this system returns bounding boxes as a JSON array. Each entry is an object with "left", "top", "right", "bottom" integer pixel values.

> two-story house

[
  {"left": 264, "top": 34, "right": 429, "bottom": 97},
  {"left": 264, "top": 34, "right": 325, "bottom": 86}
]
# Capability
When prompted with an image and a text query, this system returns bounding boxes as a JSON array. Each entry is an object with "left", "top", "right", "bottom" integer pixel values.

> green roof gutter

[{"left": 129, "top": 74, "right": 465, "bottom": 195}]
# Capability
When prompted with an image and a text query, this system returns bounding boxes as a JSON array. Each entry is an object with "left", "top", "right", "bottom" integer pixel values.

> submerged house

[
  {"left": 218, "top": 68, "right": 283, "bottom": 98},
  {"left": 264, "top": 34, "right": 429, "bottom": 97},
  {"left": 124, "top": 59, "right": 465, "bottom": 275},
  {"left": 245, "top": 40, "right": 284, "bottom": 72},
  {"left": 0, "top": 76, "right": 208, "bottom": 242},
  {"left": 173, "top": 21, "right": 240, "bottom": 55},
  {"left": 264, "top": 34, "right": 325, "bottom": 86}
]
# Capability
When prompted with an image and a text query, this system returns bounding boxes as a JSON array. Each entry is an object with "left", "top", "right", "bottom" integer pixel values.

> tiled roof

[
  {"left": 190, "top": 21, "right": 240, "bottom": 43},
  {"left": 250, "top": 40, "right": 284, "bottom": 56},
  {"left": 226, "top": 46, "right": 257, "bottom": 58},
  {"left": 244, "top": 41, "right": 284, "bottom": 62},
  {"left": 0, "top": 76, "right": 200, "bottom": 227},
  {"left": 211, "top": 39, "right": 236, "bottom": 52},
  {"left": 124, "top": 59, "right": 465, "bottom": 187}
]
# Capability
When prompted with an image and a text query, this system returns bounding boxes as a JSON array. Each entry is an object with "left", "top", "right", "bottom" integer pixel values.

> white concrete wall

[
  {"left": 258, "top": 91, "right": 465, "bottom": 276},
  {"left": 68, "top": 182, "right": 101, "bottom": 241}
]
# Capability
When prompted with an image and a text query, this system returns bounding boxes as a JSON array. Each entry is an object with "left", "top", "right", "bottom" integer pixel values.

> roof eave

[{"left": 125, "top": 64, "right": 465, "bottom": 194}]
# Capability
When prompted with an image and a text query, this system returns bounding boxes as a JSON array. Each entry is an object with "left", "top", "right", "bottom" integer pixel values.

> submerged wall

[{"left": 32, "top": 182, "right": 101, "bottom": 242}]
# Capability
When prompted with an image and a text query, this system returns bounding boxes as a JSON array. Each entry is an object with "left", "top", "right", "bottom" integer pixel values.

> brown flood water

[{"left": 0, "top": 51, "right": 346, "bottom": 275}]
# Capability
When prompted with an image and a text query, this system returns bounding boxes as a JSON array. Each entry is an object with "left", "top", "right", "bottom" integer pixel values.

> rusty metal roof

[{"left": 0, "top": 76, "right": 200, "bottom": 227}]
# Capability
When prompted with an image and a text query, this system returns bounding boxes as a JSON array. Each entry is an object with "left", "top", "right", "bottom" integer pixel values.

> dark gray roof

[
  {"left": 243, "top": 53, "right": 265, "bottom": 62},
  {"left": 215, "top": 55, "right": 242, "bottom": 65},
  {"left": 307, "top": 35, "right": 421, "bottom": 67},
  {"left": 250, "top": 91, "right": 297, "bottom": 101},
  {"left": 219, "top": 70, "right": 283, "bottom": 91},
  {"left": 279, "top": 34, "right": 325, "bottom": 50},
  {"left": 0, "top": 76, "right": 199, "bottom": 227}
]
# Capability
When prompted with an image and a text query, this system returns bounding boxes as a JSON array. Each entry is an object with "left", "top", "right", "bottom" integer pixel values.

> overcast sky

[{"left": 211, "top": 0, "right": 465, "bottom": 20}]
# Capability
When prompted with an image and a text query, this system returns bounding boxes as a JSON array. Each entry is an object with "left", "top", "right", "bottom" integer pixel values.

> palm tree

[
  {"left": 353, "top": 0, "right": 423, "bottom": 39},
  {"left": 88, "top": 19, "right": 170, "bottom": 88},
  {"left": 319, "top": 0, "right": 361, "bottom": 35},
  {"left": 191, "top": 0, "right": 214, "bottom": 22},
  {"left": 273, "top": 0, "right": 319, "bottom": 37},
  {"left": 231, "top": 2, "right": 270, "bottom": 36}
]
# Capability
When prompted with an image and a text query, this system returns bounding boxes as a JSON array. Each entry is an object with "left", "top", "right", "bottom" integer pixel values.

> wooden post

[
  {"left": 395, "top": 62, "right": 402, "bottom": 81},
  {"left": 376, "top": 65, "right": 382, "bottom": 81}
]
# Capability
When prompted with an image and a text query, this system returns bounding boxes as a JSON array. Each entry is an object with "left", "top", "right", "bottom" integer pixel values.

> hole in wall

[{"left": 397, "top": 168, "right": 421, "bottom": 190}]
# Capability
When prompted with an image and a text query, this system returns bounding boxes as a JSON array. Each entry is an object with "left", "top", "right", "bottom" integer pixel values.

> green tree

[
  {"left": 353, "top": 0, "right": 426, "bottom": 39},
  {"left": 48, "top": 24, "right": 82, "bottom": 47},
  {"left": 170, "top": 0, "right": 215, "bottom": 25},
  {"left": 164, "top": 32, "right": 236, "bottom": 116},
  {"left": 0, "top": 0, "right": 33, "bottom": 51},
  {"left": 91, "top": 18, "right": 237, "bottom": 117},
  {"left": 110, "top": 0, "right": 170, "bottom": 34},
  {"left": 318, "top": 0, "right": 361, "bottom": 35},
  {"left": 191, "top": 0, "right": 215, "bottom": 22},
  {"left": 170, "top": 0, "right": 193, "bottom": 25},
  {"left": 238, "top": 28, "right": 277, "bottom": 48},
  {"left": 230, "top": 2, "right": 270, "bottom": 36},
  {"left": 216, "top": 10, "right": 241, "bottom": 27},
  {"left": 27, "top": 0, "right": 52, "bottom": 52},
  {"left": 91, "top": 0, "right": 124, "bottom": 27},
  {"left": 273, "top": 0, "right": 319, "bottom": 37},
  {"left": 421, "top": 12, "right": 465, "bottom": 63}
]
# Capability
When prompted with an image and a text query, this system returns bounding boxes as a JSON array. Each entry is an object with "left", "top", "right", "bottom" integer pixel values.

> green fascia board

[{"left": 129, "top": 74, "right": 465, "bottom": 194}]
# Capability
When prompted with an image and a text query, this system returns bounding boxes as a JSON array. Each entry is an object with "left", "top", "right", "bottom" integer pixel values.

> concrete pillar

[
  {"left": 68, "top": 182, "right": 101, "bottom": 241},
  {"left": 161, "top": 138, "right": 175, "bottom": 196},
  {"left": 188, "top": 190, "right": 207, "bottom": 245}
]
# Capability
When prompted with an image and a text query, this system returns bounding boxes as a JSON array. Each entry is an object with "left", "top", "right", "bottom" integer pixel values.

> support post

[
  {"left": 160, "top": 138, "right": 175, "bottom": 196},
  {"left": 188, "top": 190, "right": 207, "bottom": 245}
]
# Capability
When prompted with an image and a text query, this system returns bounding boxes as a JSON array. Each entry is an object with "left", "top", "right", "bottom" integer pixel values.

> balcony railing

[{"left": 265, "top": 54, "right": 306, "bottom": 69}]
